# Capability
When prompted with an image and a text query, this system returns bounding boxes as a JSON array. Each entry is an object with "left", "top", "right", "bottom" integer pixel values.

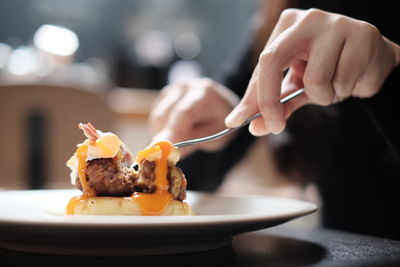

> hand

[
  {"left": 226, "top": 8, "right": 400, "bottom": 135},
  {"left": 149, "top": 78, "right": 239, "bottom": 158}
]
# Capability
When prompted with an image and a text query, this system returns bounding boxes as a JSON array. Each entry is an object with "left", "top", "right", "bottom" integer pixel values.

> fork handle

[{"left": 174, "top": 88, "right": 304, "bottom": 148}]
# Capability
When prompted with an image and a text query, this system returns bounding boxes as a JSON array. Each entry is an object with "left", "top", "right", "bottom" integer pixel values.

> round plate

[{"left": 0, "top": 190, "right": 317, "bottom": 256}]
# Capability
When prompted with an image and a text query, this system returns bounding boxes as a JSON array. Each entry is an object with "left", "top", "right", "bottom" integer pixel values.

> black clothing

[{"left": 179, "top": 1, "right": 400, "bottom": 239}]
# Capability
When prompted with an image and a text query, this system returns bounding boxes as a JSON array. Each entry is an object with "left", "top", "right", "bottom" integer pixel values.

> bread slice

[{"left": 68, "top": 197, "right": 191, "bottom": 216}]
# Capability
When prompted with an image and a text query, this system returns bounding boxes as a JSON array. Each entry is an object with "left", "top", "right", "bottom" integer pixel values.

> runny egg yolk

[
  {"left": 95, "top": 133, "right": 120, "bottom": 158},
  {"left": 133, "top": 141, "right": 173, "bottom": 215},
  {"left": 66, "top": 144, "right": 96, "bottom": 214},
  {"left": 76, "top": 144, "right": 96, "bottom": 196},
  {"left": 66, "top": 195, "right": 88, "bottom": 215}
]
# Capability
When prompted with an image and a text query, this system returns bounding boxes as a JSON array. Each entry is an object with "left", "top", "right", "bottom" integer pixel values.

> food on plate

[{"left": 66, "top": 122, "right": 191, "bottom": 216}]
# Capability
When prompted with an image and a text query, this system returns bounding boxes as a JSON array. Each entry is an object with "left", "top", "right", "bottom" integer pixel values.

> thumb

[
  {"left": 281, "top": 61, "right": 310, "bottom": 119},
  {"left": 225, "top": 67, "right": 261, "bottom": 128}
]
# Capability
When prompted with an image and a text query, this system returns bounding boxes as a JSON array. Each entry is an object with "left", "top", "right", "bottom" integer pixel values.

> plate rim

[{"left": 0, "top": 189, "right": 318, "bottom": 227}]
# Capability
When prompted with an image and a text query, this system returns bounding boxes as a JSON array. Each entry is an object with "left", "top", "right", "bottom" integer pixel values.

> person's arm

[
  {"left": 176, "top": 38, "right": 256, "bottom": 191},
  {"left": 149, "top": 1, "right": 290, "bottom": 191},
  {"left": 178, "top": 1, "right": 289, "bottom": 191}
]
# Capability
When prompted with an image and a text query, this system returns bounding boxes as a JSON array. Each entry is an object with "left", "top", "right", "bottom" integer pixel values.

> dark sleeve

[
  {"left": 178, "top": 24, "right": 257, "bottom": 192},
  {"left": 213, "top": 23, "right": 257, "bottom": 98},
  {"left": 362, "top": 65, "right": 400, "bottom": 161}
]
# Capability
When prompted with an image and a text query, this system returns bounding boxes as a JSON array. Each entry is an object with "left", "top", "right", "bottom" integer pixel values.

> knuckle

[
  {"left": 159, "top": 85, "right": 173, "bottom": 96},
  {"left": 334, "top": 85, "right": 352, "bottom": 99},
  {"left": 304, "top": 73, "right": 334, "bottom": 106},
  {"left": 240, "top": 99, "right": 255, "bottom": 111},
  {"left": 148, "top": 110, "right": 166, "bottom": 133},
  {"left": 198, "top": 78, "right": 217, "bottom": 93},
  {"left": 204, "top": 83, "right": 215, "bottom": 95},
  {"left": 259, "top": 47, "right": 282, "bottom": 65},
  {"left": 353, "top": 83, "right": 378, "bottom": 98},
  {"left": 303, "top": 8, "right": 327, "bottom": 22},
  {"left": 174, "top": 108, "right": 193, "bottom": 124},
  {"left": 199, "top": 77, "right": 214, "bottom": 87},
  {"left": 148, "top": 113, "right": 158, "bottom": 125},
  {"left": 316, "top": 96, "right": 332, "bottom": 106},
  {"left": 149, "top": 108, "right": 161, "bottom": 120},
  {"left": 359, "top": 21, "right": 380, "bottom": 39},
  {"left": 176, "top": 102, "right": 192, "bottom": 115},
  {"left": 174, "top": 80, "right": 189, "bottom": 89},
  {"left": 303, "top": 70, "right": 328, "bottom": 90},
  {"left": 258, "top": 99, "right": 279, "bottom": 114},
  {"left": 331, "top": 15, "right": 350, "bottom": 30},
  {"left": 280, "top": 8, "right": 299, "bottom": 20},
  {"left": 355, "top": 90, "right": 374, "bottom": 98},
  {"left": 332, "top": 75, "right": 352, "bottom": 98},
  {"left": 333, "top": 82, "right": 351, "bottom": 98},
  {"left": 308, "top": 92, "right": 333, "bottom": 106},
  {"left": 362, "top": 90, "right": 377, "bottom": 98}
]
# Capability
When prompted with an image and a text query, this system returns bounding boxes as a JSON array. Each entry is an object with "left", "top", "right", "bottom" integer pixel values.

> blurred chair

[{"left": 0, "top": 85, "right": 113, "bottom": 190}]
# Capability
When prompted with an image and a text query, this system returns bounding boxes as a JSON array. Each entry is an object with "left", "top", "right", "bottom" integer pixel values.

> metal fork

[{"left": 174, "top": 88, "right": 304, "bottom": 148}]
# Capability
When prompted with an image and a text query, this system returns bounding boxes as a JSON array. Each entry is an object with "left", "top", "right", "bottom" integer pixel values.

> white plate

[{"left": 0, "top": 189, "right": 317, "bottom": 256}]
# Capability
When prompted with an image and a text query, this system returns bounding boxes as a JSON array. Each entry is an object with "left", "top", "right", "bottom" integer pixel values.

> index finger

[{"left": 256, "top": 24, "right": 307, "bottom": 134}]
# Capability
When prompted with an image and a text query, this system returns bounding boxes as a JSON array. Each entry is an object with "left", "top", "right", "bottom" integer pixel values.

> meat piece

[
  {"left": 134, "top": 160, "right": 157, "bottom": 193},
  {"left": 167, "top": 164, "right": 187, "bottom": 201},
  {"left": 76, "top": 157, "right": 187, "bottom": 200},
  {"left": 76, "top": 158, "right": 138, "bottom": 196},
  {"left": 134, "top": 160, "right": 187, "bottom": 201}
]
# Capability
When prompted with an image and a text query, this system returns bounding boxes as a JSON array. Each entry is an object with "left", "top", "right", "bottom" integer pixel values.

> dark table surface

[{"left": 1, "top": 223, "right": 399, "bottom": 267}]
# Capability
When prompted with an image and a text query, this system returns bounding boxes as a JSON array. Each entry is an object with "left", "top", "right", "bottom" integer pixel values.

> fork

[{"left": 174, "top": 88, "right": 304, "bottom": 148}]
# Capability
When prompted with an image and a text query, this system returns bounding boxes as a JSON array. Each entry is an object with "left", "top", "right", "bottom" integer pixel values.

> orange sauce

[
  {"left": 66, "top": 195, "right": 89, "bottom": 215},
  {"left": 95, "top": 141, "right": 112, "bottom": 156},
  {"left": 66, "top": 144, "right": 96, "bottom": 215},
  {"left": 66, "top": 140, "right": 174, "bottom": 216},
  {"left": 134, "top": 141, "right": 173, "bottom": 215},
  {"left": 133, "top": 190, "right": 172, "bottom": 216},
  {"left": 76, "top": 145, "right": 96, "bottom": 196},
  {"left": 136, "top": 145, "right": 161, "bottom": 167}
]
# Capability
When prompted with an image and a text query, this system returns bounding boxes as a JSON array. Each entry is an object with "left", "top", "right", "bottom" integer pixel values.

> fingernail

[{"left": 225, "top": 108, "right": 243, "bottom": 127}]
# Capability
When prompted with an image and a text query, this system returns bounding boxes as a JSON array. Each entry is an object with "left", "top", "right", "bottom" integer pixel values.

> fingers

[
  {"left": 151, "top": 90, "right": 207, "bottom": 158},
  {"left": 225, "top": 8, "right": 302, "bottom": 132},
  {"left": 149, "top": 83, "right": 187, "bottom": 135},
  {"left": 151, "top": 78, "right": 238, "bottom": 157},
  {"left": 336, "top": 21, "right": 385, "bottom": 99},
  {"left": 302, "top": 28, "right": 344, "bottom": 105},
  {"left": 228, "top": 9, "right": 364, "bottom": 137},
  {"left": 225, "top": 66, "right": 260, "bottom": 128},
  {"left": 253, "top": 21, "right": 309, "bottom": 135},
  {"left": 333, "top": 37, "right": 369, "bottom": 100},
  {"left": 163, "top": 88, "right": 207, "bottom": 143},
  {"left": 281, "top": 62, "right": 309, "bottom": 118}
]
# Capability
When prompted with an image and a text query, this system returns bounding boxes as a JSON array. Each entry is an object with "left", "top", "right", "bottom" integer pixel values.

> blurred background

[
  {"left": 0, "top": 0, "right": 258, "bottom": 89},
  {"left": 0, "top": 0, "right": 319, "bottom": 227},
  {"left": 0, "top": 0, "right": 261, "bottom": 189}
]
